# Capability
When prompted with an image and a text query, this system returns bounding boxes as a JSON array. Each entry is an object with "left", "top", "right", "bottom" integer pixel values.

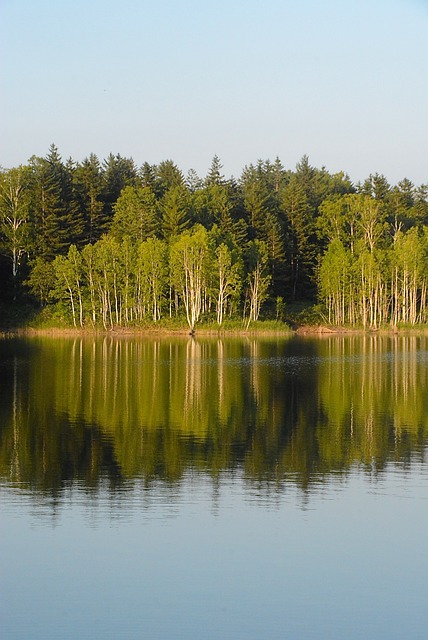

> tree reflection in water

[{"left": 1, "top": 334, "right": 427, "bottom": 498}]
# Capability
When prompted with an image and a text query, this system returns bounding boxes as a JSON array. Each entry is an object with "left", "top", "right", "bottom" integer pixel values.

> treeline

[{"left": 1, "top": 144, "right": 428, "bottom": 328}]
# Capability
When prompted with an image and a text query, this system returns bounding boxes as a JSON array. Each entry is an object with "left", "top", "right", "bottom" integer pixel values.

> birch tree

[
  {"left": 0, "top": 168, "right": 30, "bottom": 278},
  {"left": 137, "top": 237, "right": 168, "bottom": 322},
  {"left": 81, "top": 243, "right": 97, "bottom": 325},
  {"left": 391, "top": 229, "right": 427, "bottom": 326},
  {"left": 318, "top": 239, "right": 351, "bottom": 325},
  {"left": 92, "top": 236, "right": 119, "bottom": 328},
  {"left": 53, "top": 245, "right": 84, "bottom": 327},
  {"left": 213, "top": 242, "right": 242, "bottom": 325},
  {"left": 244, "top": 240, "right": 271, "bottom": 327},
  {"left": 170, "top": 226, "right": 209, "bottom": 331}
]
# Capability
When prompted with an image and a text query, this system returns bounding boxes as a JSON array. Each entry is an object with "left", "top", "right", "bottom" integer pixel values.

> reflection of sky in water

[{"left": 2, "top": 460, "right": 428, "bottom": 640}]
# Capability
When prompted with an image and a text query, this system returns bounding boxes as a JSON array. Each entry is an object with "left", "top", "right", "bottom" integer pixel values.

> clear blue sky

[{"left": 1, "top": 0, "right": 427, "bottom": 185}]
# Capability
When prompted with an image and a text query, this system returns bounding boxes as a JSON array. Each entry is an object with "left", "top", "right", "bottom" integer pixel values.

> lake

[{"left": 1, "top": 334, "right": 427, "bottom": 639}]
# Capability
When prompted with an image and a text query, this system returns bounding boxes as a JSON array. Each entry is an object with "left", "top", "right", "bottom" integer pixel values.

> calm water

[{"left": 1, "top": 334, "right": 427, "bottom": 639}]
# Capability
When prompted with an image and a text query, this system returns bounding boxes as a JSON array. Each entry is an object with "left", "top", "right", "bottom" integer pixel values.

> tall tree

[
  {"left": 170, "top": 226, "right": 210, "bottom": 331},
  {"left": 0, "top": 167, "right": 31, "bottom": 280},
  {"left": 101, "top": 153, "right": 139, "bottom": 227},
  {"left": 264, "top": 157, "right": 288, "bottom": 194},
  {"left": 186, "top": 168, "right": 203, "bottom": 193},
  {"left": 205, "top": 155, "right": 225, "bottom": 186},
  {"left": 91, "top": 235, "right": 123, "bottom": 328},
  {"left": 346, "top": 193, "right": 386, "bottom": 253},
  {"left": 161, "top": 185, "right": 191, "bottom": 240},
  {"left": 155, "top": 160, "right": 184, "bottom": 197},
  {"left": 25, "top": 256, "right": 56, "bottom": 306},
  {"left": 110, "top": 186, "right": 158, "bottom": 242},
  {"left": 140, "top": 162, "right": 158, "bottom": 191},
  {"left": 27, "top": 147, "right": 68, "bottom": 259},
  {"left": 281, "top": 175, "right": 316, "bottom": 299},
  {"left": 52, "top": 244, "right": 84, "bottom": 327},
  {"left": 64, "top": 157, "right": 86, "bottom": 248},
  {"left": 244, "top": 239, "right": 271, "bottom": 326},
  {"left": 240, "top": 161, "right": 282, "bottom": 240},
  {"left": 359, "top": 173, "right": 390, "bottom": 201},
  {"left": 318, "top": 239, "right": 352, "bottom": 325},
  {"left": 263, "top": 209, "right": 286, "bottom": 296},
  {"left": 212, "top": 240, "right": 242, "bottom": 326},
  {"left": 413, "top": 184, "right": 428, "bottom": 226},
  {"left": 136, "top": 237, "right": 168, "bottom": 322},
  {"left": 193, "top": 183, "right": 231, "bottom": 231},
  {"left": 73, "top": 154, "right": 106, "bottom": 243},
  {"left": 386, "top": 178, "right": 415, "bottom": 241},
  {"left": 317, "top": 196, "right": 348, "bottom": 245}
]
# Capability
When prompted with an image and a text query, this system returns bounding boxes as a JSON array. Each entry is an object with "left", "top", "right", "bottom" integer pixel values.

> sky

[{"left": 1, "top": 0, "right": 427, "bottom": 185}]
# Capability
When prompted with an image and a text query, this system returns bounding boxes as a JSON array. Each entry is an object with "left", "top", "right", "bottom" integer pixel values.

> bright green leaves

[
  {"left": 136, "top": 238, "right": 168, "bottom": 322},
  {"left": 213, "top": 242, "right": 243, "bottom": 326},
  {"left": 170, "top": 226, "right": 210, "bottom": 331},
  {"left": 53, "top": 245, "right": 84, "bottom": 327},
  {"left": 0, "top": 167, "right": 31, "bottom": 279},
  {"left": 244, "top": 240, "right": 271, "bottom": 326},
  {"left": 111, "top": 186, "right": 158, "bottom": 242}
]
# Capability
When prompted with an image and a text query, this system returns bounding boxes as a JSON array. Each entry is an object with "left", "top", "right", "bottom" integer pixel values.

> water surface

[{"left": 1, "top": 335, "right": 427, "bottom": 639}]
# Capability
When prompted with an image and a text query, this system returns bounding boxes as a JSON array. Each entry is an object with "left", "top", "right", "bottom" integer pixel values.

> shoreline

[{"left": 2, "top": 323, "right": 427, "bottom": 339}]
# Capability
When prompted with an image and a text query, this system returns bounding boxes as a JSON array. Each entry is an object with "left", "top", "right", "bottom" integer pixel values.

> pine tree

[
  {"left": 73, "top": 154, "right": 106, "bottom": 244},
  {"left": 205, "top": 155, "right": 225, "bottom": 186},
  {"left": 155, "top": 160, "right": 184, "bottom": 197},
  {"left": 27, "top": 145, "right": 72, "bottom": 260},
  {"left": 161, "top": 185, "right": 191, "bottom": 240},
  {"left": 101, "top": 153, "right": 139, "bottom": 227}
]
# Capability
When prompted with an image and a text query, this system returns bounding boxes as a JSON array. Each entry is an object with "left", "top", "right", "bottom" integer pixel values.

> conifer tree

[
  {"left": 73, "top": 154, "right": 106, "bottom": 243},
  {"left": 161, "top": 185, "right": 191, "bottom": 240}
]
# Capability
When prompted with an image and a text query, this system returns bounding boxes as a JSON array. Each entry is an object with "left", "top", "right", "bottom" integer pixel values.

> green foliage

[
  {"left": 211, "top": 239, "right": 243, "bottom": 325},
  {"left": 2, "top": 146, "right": 428, "bottom": 330},
  {"left": 0, "top": 166, "right": 31, "bottom": 279},
  {"left": 281, "top": 174, "right": 316, "bottom": 298},
  {"left": 136, "top": 237, "right": 168, "bottom": 322},
  {"left": 52, "top": 245, "right": 84, "bottom": 327},
  {"left": 110, "top": 185, "right": 158, "bottom": 242},
  {"left": 101, "top": 153, "right": 139, "bottom": 222},
  {"left": 155, "top": 159, "right": 185, "bottom": 196},
  {"left": 275, "top": 296, "right": 286, "bottom": 321},
  {"left": 318, "top": 239, "right": 352, "bottom": 325},
  {"left": 161, "top": 185, "right": 191, "bottom": 240},
  {"left": 170, "top": 225, "right": 210, "bottom": 330},
  {"left": 73, "top": 154, "right": 106, "bottom": 243},
  {"left": 244, "top": 239, "right": 271, "bottom": 326},
  {"left": 25, "top": 257, "right": 56, "bottom": 305}
]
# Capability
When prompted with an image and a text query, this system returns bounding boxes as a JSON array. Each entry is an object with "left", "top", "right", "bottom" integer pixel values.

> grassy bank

[
  {"left": 0, "top": 300, "right": 295, "bottom": 335},
  {"left": 3, "top": 300, "right": 428, "bottom": 336}
]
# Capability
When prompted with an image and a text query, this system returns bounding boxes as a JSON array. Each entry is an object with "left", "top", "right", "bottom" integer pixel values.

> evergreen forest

[{"left": 1, "top": 144, "right": 428, "bottom": 330}]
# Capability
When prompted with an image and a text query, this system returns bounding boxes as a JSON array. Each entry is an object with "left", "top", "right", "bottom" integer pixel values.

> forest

[{"left": 1, "top": 144, "right": 428, "bottom": 329}]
